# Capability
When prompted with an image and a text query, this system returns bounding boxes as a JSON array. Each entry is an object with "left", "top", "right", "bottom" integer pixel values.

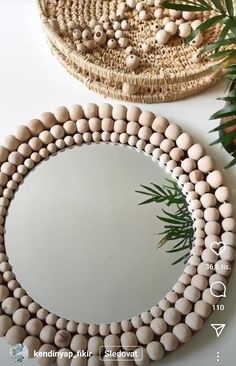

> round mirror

[{"left": 5, "top": 143, "right": 186, "bottom": 324}]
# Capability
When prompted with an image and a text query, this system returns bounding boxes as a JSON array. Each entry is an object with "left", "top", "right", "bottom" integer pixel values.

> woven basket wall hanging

[{"left": 37, "top": 0, "right": 222, "bottom": 103}]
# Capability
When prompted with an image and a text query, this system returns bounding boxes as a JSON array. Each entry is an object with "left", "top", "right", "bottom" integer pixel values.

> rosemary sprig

[
  {"left": 136, "top": 179, "right": 194, "bottom": 265},
  {"left": 163, "top": 0, "right": 236, "bottom": 168}
]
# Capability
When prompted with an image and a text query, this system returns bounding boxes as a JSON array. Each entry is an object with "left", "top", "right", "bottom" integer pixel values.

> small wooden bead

[
  {"left": 88, "top": 323, "right": 99, "bottom": 336},
  {"left": 87, "top": 336, "right": 103, "bottom": 355},
  {"left": 173, "top": 281, "right": 185, "bottom": 294},
  {"left": 160, "top": 139, "right": 174, "bottom": 153},
  {"left": 26, "top": 318, "right": 43, "bottom": 336},
  {"left": 29, "top": 137, "right": 43, "bottom": 151},
  {"left": 13, "top": 308, "right": 30, "bottom": 326},
  {"left": 138, "top": 127, "right": 152, "bottom": 140},
  {"left": 194, "top": 300, "right": 212, "bottom": 318},
  {"left": 178, "top": 22, "right": 191, "bottom": 38},
  {"left": 160, "top": 332, "right": 178, "bottom": 351},
  {"left": 166, "top": 159, "right": 177, "bottom": 171},
  {"left": 185, "top": 312, "right": 203, "bottom": 331},
  {"left": 164, "top": 21, "right": 178, "bottom": 35},
  {"left": 5, "top": 325, "right": 26, "bottom": 346},
  {"left": 94, "top": 30, "right": 107, "bottom": 45},
  {"left": 215, "top": 186, "right": 229, "bottom": 202},
  {"left": 201, "top": 248, "right": 218, "bottom": 263},
  {"left": 134, "top": 347, "right": 150, "bottom": 366},
  {"left": 186, "top": 191, "right": 198, "bottom": 203},
  {"left": 114, "top": 120, "right": 127, "bottom": 133},
  {"left": 0, "top": 315, "right": 13, "bottom": 336},
  {"left": 189, "top": 170, "right": 204, "bottom": 184},
  {"left": 139, "top": 111, "right": 155, "bottom": 127},
  {"left": 126, "top": 54, "right": 140, "bottom": 69},
  {"left": 64, "top": 136, "right": 74, "bottom": 147},
  {"left": 169, "top": 147, "right": 184, "bottom": 161},
  {"left": 98, "top": 324, "right": 109, "bottom": 337},
  {"left": 146, "top": 341, "right": 164, "bottom": 361},
  {"left": 131, "top": 315, "right": 143, "bottom": 329},
  {"left": 219, "top": 203, "right": 233, "bottom": 218},
  {"left": 204, "top": 207, "right": 219, "bottom": 221},
  {"left": 141, "top": 312, "right": 153, "bottom": 324},
  {"left": 152, "top": 117, "right": 169, "bottom": 133},
  {"left": 175, "top": 298, "right": 192, "bottom": 315},
  {"left": 181, "top": 158, "right": 196, "bottom": 173},
  {"left": 150, "top": 318, "right": 167, "bottom": 335},
  {"left": 92, "top": 132, "right": 101, "bottom": 142},
  {"left": 20, "top": 295, "right": 33, "bottom": 307},
  {"left": 136, "top": 326, "right": 154, "bottom": 345},
  {"left": 184, "top": 286, "right": 201, "bottom": 303},
  {"left": 206, "top": 170, "right": 223, "bottom": 189},
  {"left": 0, "top": 146, "right": 9, "bottom": 162},
  {"left": 190, "top": 32, "right": 204, "bottom": 47},
  {"left": 121, "top": 320, "right": 132, "bottom": 332},
  {"left": 28, "top": 302, "right": 40, "bottom": 314},
  {"left": 36, "top": 344, "right": 57, "bottom": 366},
  {"left": 110, "top": 132, "right": 119, "bottom": 143},
  {"left": 173, "top": 323, "right": 191, "bottom": 343},
  {"left": 37, "top": 309, "right": 49, "bottom": 321},
  {"left": 2, "top": 297, "right": 19, "bottom": 314},
  {"left": 104, "top": 334, "right": 120, "bottom": 350},
  {"left": 202, "top": 288, "right": 219, "bottom": 305},
  {"left": 23, "top": 336, "right": 41, "bottom": 358},
  {"left": 156, "top": 29, "right": 170, "bottom": 44},
  {"left": 205, "top": 221, "right": 221, "bottom": 235},
  {"left": 56, "top": 318, "right": 67, "bottom": 330},
  {"left": 159, "top": 153, "right": 170, "bottom": 165},
  {"left": 54, "top": 330, "right": 72, "bottom": 348},
  {"left": 63, "top": 120, "right": 77, "bottom": 134},
  {"left": 17, "top": 143, "right": 32, "bottom": 158},
  {"left": 179, "top": 273, "right": 191, "bottom": 285},
  {"left": 200, "top": 193, "right": 216, "bottom": 208},
  {"left": 0, "top": 285, "right": 9, "bottom": 301},
  {"left": 184, "top": 265, "right": 197, "bottom": 276},
  {"left": 110, "top": 322, "right": 121, "bottom": 335},
  {"left": 101, "top": 131, "right": 110, "bottom": 142},
  {"left": 39, "top": 131, "right": 53, "bottom": 145},
  {"left": 198, "top": 155, "right": 214, "bottom": 173},
  {"left": 126, "top": 122, "right": 139, "bottom": 136},
  {"left": 163, "top": 308, "right": 181, "bottom": 326},
  {"left": 101, "top": 118, "right": 114, "bottom": 132},
  {"left": 40, "top": 112, "right": 57, "bottom": 129}
]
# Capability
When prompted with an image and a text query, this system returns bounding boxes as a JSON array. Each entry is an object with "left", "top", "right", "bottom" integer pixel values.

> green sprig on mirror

[
  {"left": 163, "top": 0, "right": 236, "bottom": 168},
  {"left": 136, "top": 179, "right": 194, "bottom": 265}
]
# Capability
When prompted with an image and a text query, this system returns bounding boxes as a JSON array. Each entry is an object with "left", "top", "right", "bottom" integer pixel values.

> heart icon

[{"left": 210, "top": 241, "right": 226, "bottom": 256}]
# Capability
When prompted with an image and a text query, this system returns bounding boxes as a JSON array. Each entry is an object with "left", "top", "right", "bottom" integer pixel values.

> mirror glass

[{"left": 5, "top": 144, "right": 187, "bottom": 324}]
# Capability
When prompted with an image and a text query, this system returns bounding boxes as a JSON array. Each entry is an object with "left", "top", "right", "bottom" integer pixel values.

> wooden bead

[
  {"left": 13, "top": 308, "right": 30, "bottom": 326},
  {"left": 98, "top": 104, "right": 112, "bottom": 119},
  {"left": 28, "top": 302, "right": 40, "bottom": 314},
  {"left": 150, "top": 132, "right": 164, "bottom": 146},
  {"left": 152, "top": 117, "right": 169, "bottom": 133},
  {"left": 36, "top": 344, "right": 57, "bottom": 366},
  {"left": 56, "top": 348, "right": 72, "bottom": 366},
  {"left": 166, "top": 291, "right": 178, "bottom": 304},
  {"left": 37, "top": 308, "right": 49, "bottom": 321},
  {"left": 126, "top": 121, "right": 139, "bottom": 136},
  {"left": 178, "top": 22, "right": 191, "bottom": 38},
  {"left": 8, "top": 151, "right": 23, "bottom": 166},
  {"left": 138, "top": 126, "right": 152, "bottom": 140},
  {"left": 120, "top": 332, "right": 138, "bottom": 350},
  {"left": 221, "top": 232, "right": 235, "bottom": 247},
  {"left": 110, "top": 322, "right": 121, "bottom": 335},
  {"left": 191, "top": 274, "right": 208, "bottom": 291},
  {"left": 198, "top": 155, "right": 214, "bottom": 173},
  {"left": 185, "top": 312, "right": 203, "bottom": 331},
  {"left": 175, "top": 298, "right": 192, "bottom": 315},
  {"left": 14, "top": 126, "right": 31, "bottom": 142},
  {"left": 204, "top": 207, "right": 219, "bottom": 221},
  {"left": 93, "top": 132, "right": 101, "bottom": 142},
  {"left": 101, "top": 132, "right": 111, "bottom": 142},
  {"left": 134, "top": 347, "right": 150, "bottom": 366},
  {"left": 141, "top": 311, "right": 153, "bottom": 324},
  {"left": 54, "top": 330, "right": 72, "bottom": 348},
  {"left": 29, "top": 137, "right": 43, "bottom": 151},
  {"left": 146, "top": 341, "right": 164, "bottom": 360},
  {"left": 0, "top": 284, "right": 9, "bottom": 301},
  {"left": 68, "top": 105, "right": 84, "bottom": 121},
  {"left": 150, "top": 318, "right": 167, "bottom": 335},
  {"left": 205, "top": 221, "right": 221, "bottom": 235},
  {"left": 173, "top": 323, "right": 191, "bottom": 343},
  {"left": 219, "top": 203, "right": 233, "bottom": 218},
  {"left": 27, "top": 119, "right": 44, "bottom": 136},
  {"left": 114, "top": 120, "right": 127, "bottom": 133},
  {"left": 63, "top": 120, "right": 77, "bottom": 135},
  {"left": 87, "top": 118, "right": 100, "bottom": 133},
  {"left": 206, "top": 170, "right": 223, "bottom": 189},
  {"left": 88, "top": 356, "right": 102, "bottom": 366},
  {"left": 160, "top": 332, "right": 178, "bottom": 351},
  {"left": 88, "top": 336, "right": 103, "bottom": 355},
  {"left": 20, "top": 295, "right": 32, "bottom": 307},
  {"left": 39, "top": 131, "right": 53, "bottom": 145},
  {"left": 215, "top": 260, "right": 232, "bottom": 276},
  {"left": 159, "top": 153, "right": 170, "bottom": 165},
  {"left": 71, "top": 357, "right": 87, "bottom": 366},
  {"left": 163, "top": 308, "right": 181, "bottom": 326},
  {"left": 156, "top": 29, "right": 170, "bottom": 44},
  {"left": 215, "top": 186, "right": 229, "bottom": 202},
  {"left": 23, "top": 336, "right": 41, "bottom": 358},
  {"left": 131, "top": 315, "right": 143, "bottom": 329},
  {"left": 102, "top": 118, "right": 114, "bottom": 132},
  {"left": 184, "top": 285, "right": 201, "bottom": 303},
  {"left": 71, "top": 334, "right": 87, "bottom": 352},
  {"left": 4, "top": 135, "right": 20, "bottom": 151},
  {"left": 181, "top": 158, "right": 196, "bottom": 173},
  {"left": 0, "top": 315, "right": 13, "bottom": 336},
  {"left": 40, "top": 325, "right": 57, "bottom": 343},
  {"left": 2, "top": 297, "right": 19, "bottom": 315},
  {"left": 179, "top": 273, "right": 191, "bottom": 285},
  {"left": 126, "top": 54, "right": 140, "bottom": 69},
  {"left": 220, "top": 245, "right": 235, "bottom": 261},
  {"left": 89, "top": 323, "right": 99, "bottom": 336},
  {"left": 1, "top": 162, "right": 16, "bottom": 175},
  {"left": 136, "top": 326, "right": 154, "bottom": 345},
  {"left": 50, "top": 125, "right": 65, "bottom": 139},
  {"left": 188, "top": 143, "right": 205, "bottom": 160},
  {"left": 17, "top": 143, "right": 32, "bottom": 158},
  {"left": 54, "top": 106, "right": 70, "bottom": 124},
  {"left": 139, "top": 111, "right": 155, "bottom": 127},
  {"left": 200, "top": 193, "right": 216, "bottom": 208},
  {"left": 172, "top": 281, "right": 185, "bottom": 294},
  {"left": 0, "top": 146, "right": 9, "bottom": 163},
  {"left": 189, "top": 170, "right": 204, "bottom": 183},
  {"left": 56, "top": 318, "right": 68, "bottom": 330},
  {"left": 40, "top": 112, "right": 57, "bottom": 129},
  {"left": 160, "top": 139, "right": 174, "bottom": 153},
  {"left": 6, "top": 325, "right": 26, "bottom": 346},
  {"left": 202, "top": 289, "right": 219, "bottom": 305},
  {"left": 164, "top": 123, "right": 182, "bottom": 140},
  {"left": 201, "top": 248, "right": 218, "bottom": 263},
  {"left": 26, "top": 318, "right": 43, "bottom": 336},
  {"left": 46, "top": 313, "right": 57, "bottom": 326},
  {"left": 104, "top": 334, "right": 120, "bottom": 350},
  {"left": 121, "top": 320, "right": 132, "bottom": 332},
  {"left": 169, "top": 147, "right": 184, "bottom": 161},
  {"left": 194, "top": 300, "right": 212, "bottom": 318}
]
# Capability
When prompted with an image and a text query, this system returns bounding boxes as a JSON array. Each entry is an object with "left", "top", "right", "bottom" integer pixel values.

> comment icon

[{"left": 210, "top": 281, "right": 227, "bottom": 298}]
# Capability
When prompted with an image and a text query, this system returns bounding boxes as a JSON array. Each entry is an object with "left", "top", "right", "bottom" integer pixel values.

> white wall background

[{"left": 0, "top": 1, "right": 236, "bottom": 366}]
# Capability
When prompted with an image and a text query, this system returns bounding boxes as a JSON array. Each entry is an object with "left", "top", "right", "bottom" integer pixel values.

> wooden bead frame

[{"left": 0, "top": 103, "right": 235, "bottom": 366}]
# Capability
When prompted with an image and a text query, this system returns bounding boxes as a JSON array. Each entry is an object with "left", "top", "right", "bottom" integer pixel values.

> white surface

[{"left": 0, "top": 1, "right": 236, "bottom": 366}]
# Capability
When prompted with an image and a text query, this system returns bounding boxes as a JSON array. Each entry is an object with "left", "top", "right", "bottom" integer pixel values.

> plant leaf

[
  {"left": 210, "top": 129, "right": 236, "bottom": 145},
  {"left": 225, "top": 0, "right": 234, "bottom": 16},
  {"left": 209, "top": 118, "right": 236, "bottom": 132},
  {"left": 210, "top": 0, "right": 226, "bottom": 13},
  {"left": 210, "top": 104, "right": 236, "bottom": 119},
  {"left": 224, "top": 156, "right": 236, "bottom": 168}
]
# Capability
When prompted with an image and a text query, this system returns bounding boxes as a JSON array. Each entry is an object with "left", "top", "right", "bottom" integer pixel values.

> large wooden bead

[
  {"left": 138, "top": 127, "right": 152, "bottom": 140},
  {"left": 176, "top": 133, "right": 193, "bottom": 150},
  {"left": 215, "top": 186, "right": 229, "bottom": 202},
  {"left": 181, "top": 158, "right": 196, "bottom": 173},
  {"left": 146, "top": 341, "right": 164, "bottom": 360},
  {"left": 189, "top": 170, "right": 204, "bottom": 183},
  {"left": 187, "top": 144, "right": 205, "bottom": 160},
  {"left": 220, "top": 245, "right": 235, "bottom": 261},
  {"left": 23, "top": 336, "right": 41, "bottom": 358},
  {"left": 194, "top": 300, "right": 212, "bottom": 318},
  {"left": 26, "top": 318, "right": 43, "bottom": 336},
  {"left": 120, "top": 332, "right": 138, "bottom": 350},
  {"left": 202, "top": 289, "right": 219, "bottom": 305},
  {"left": 202, "top": 248, "right": 218, "bottom": 263},
  {"left": 198, "top": 155, "right": 214, "bottom": 173},
  {"left": 139, "top": 111, "right": 155, "bottom": 127},
  {"left": 114, "top": 120, "right": 127, "bottom": 133},
  {"left": 150, "top": 132, "right": 163, "bottom": 146},
  {"left": 126, "top": 106, "right": 141, "bottom": 122},
  {"left": 159, "top": 299, "right": 171, "bottom": 311},
  {"left": 0, "top": 284, "right": 9, "bottom": 301},
  {"left": 150, "top": 306, "right": 162, "bottom": 318},
  {"left": 84, "top": 104, "right": 98, "bottom": 119},
  {"left": 185, "top": 312, "right": 203, "bottom": 331},
  {"left": 131, "top": 316, "right": 143, "bottom": 329},
  {"left": 175, "top": 298, "right": 192, "bottom": 315},
  {"left": 29, "top": 137, "right": 43, "bottom": 151},
  {"left": 134, "top": 347, "right": 150, "bottom": 366},
  {"left": 68, "top": 105, "right": 84, "bottom": 121},
  {"left": 18, "top": 143, "right": 32, "bottom": 157},
  {"left": 173, "top": 323, "right": 191, "bottom": 343},
  {"left": 165, "top": 123, "right": 182, "bottom": 140},
  {"left": 14, "top": 126, "right": 31, "bottom": 142},
  {"left": 2, "top": 297, "right": 19, "bottom": 315},
  {"left": 98, "top": 104, "right": 112, "bottom": 119},
  {"left": 200, "top": 193, "right": 216, "bottom": 208},
  {"left": 4, "top": 135, "right": 20, "bottom": 151},
  {"left": 163, "top": 308, "right": 181, "bottom": 326},
  {"left": 160, "top": 332, "right": 178, "bottom": 351},
  {"left": 104, "top": 334, "right": 120, "bottom": 350},
  {"left": 27, "top": 119, "right": 44, "bottom": 136},
  {"left": 191, "top": 274, "right": 208, "bottom": 291},
  {"left": 219, "top": 203, "right": 233, "bottom": 218},
  {"left": 169, "top": 147, "right": 184, "bottom": 161},
  {"left": 88, "top": 336, "right": 103, "bottom": 355},
  {"left": 55, "top": 330, "right": 72, "bottom": 347},
  {"left": 184, "top": 286, "right": 201, "bottom": 303},
  {"left": 36, "top": 344, "right": 57, "bottom": 366},
  {"left": 205, "top": 221, "right": 221, "bottom": 235},
  {"left": 54, "top": 106, "right": 70, "bottom": 123},
  {"left": 71, "top": 334, "right": 87, "bottom": 352},
  {"left": 40, "top": 325, "right": 57, "bottom": 343},
  {"left": 0, "top": 315, "right": 13, "bottom": 336},
  {"left": 0, "top": 146, "right": 9, "bottom": 163},
  {"left": 195, "top": 181, "right": 210, "bottom": 196},
  {"left": 40, "top": 112, "right": 57, "bottom": 129},
  {"left": 13, "top": 308, "right": 30, "bottom": 326},
  {"left": 221, "top": 232, "right": 235, "bottom": 247},
  {"left": 150, "top": 318, "right": 167, "bottom": 335},
  {"left": 152, "top": 116, "right": 169, "bottom": 133},
  {"left": 8, "top": 151, "right": 24, "bottom": 166},
  {"left": 5, "top": 325, "right": 26, "bottom": 345},
  {"left": 204, "top": 207, "right": 219, "bottom": 222},
  {"left": 136, "top": 326, "right": 154, "bottom": 345}
]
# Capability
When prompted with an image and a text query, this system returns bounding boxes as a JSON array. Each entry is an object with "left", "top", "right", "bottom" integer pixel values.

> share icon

[{"left": 211, "top": 324, "right": 226, "bottom": 338}]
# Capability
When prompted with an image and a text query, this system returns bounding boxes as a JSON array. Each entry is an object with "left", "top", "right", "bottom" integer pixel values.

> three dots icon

[{"left": 217, "top": 352, "right": 220, "bottom": 363}]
